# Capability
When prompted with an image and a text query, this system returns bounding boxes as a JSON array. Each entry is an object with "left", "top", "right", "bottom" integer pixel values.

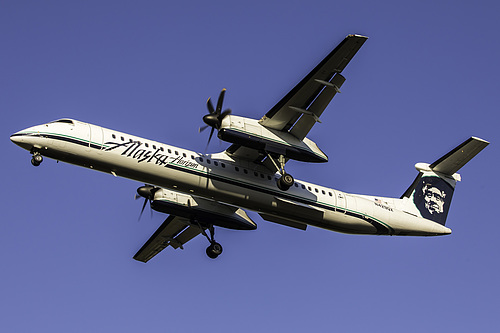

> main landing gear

[
  {"left": 267, "top": 153, "right": 294, "bottom": 191},
  {"left": 201, "top": 225, "right": 223, "bottom": 259},
  {"left": 31, "top": 151, "right": 43, "bottom": 167}
]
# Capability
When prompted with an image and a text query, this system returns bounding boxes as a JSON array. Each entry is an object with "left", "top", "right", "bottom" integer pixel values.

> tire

[
  {"left": 277, "top": 173, "right": 294, "bottom": 191},
  {"left": 206, "top": 242, "right": 223, "bottom": 259},
  {"left": 31, "top": 157, "right": 40, "bottom": 167}
]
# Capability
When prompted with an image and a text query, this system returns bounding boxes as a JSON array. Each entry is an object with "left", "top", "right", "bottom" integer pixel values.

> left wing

[
  {"left": 259, "top": 34, "right": 367, "bottom": 140},
  {"left": 226, "top": 34, "right": 367, "bottom": 164},
  {"left": 133, "top": 215, "right": 203, "bottom": 263}
]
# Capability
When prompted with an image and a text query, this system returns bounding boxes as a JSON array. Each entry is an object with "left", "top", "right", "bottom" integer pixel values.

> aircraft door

[
  {"left": 336, "top": 191, "right": 347, "bottom": 213},
  {"left": 88, "top": 124, "right": 104, "bottom": 151}
]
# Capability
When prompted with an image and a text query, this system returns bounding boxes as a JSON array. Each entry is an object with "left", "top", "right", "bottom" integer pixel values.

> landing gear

[
  {"left": 206, "top": 242, "right": 223, "bottom": 259},
  {"left": 31, "top": 152, "right": 43, "bottom": 167},
  {"left": 277, "top": 172, "right": 294, "bottom": 191},
  {"left": 200, "top": 224, "right": 223, "bottom": 259},
  {"left": 267, "top": 153, "right": 294, "bottom": 191}
]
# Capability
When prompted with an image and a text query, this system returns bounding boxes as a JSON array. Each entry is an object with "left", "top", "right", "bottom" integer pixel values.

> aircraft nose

[
  {"left": 10, "top": 132, "right": 24, "bottom": 145},
  {"left": 10, "top": 128, "right": 37, "bottom": 151}
]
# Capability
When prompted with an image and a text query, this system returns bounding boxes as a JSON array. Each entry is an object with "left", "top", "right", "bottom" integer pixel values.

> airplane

[{"left": 10, "top": 34, "right": 489, "bottom": 262}]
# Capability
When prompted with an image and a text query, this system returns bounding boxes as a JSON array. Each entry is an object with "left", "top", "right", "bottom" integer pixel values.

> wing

[
  {"left": 259, "top": 34, "right": 368, "bottom": 140},
  {"left": 133, "top": 215, "right": 203, "bottom": 263}
]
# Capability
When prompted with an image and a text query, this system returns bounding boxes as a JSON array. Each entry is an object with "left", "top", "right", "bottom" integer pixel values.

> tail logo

[{"left": 413, "top": 176, "right": 454, "bottom": 225}]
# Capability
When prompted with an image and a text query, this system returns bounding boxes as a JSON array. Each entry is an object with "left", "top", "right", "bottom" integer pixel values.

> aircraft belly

[{"left": 319, "top": 210, "right": 379, "bottom": 234}]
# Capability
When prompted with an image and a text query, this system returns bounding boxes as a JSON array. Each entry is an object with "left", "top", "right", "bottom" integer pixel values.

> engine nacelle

[
  {"left": 218, "top": 115, "right": 328, "bottom": 163},
  {"left": 149, "top": 188, "right": 257, "bottom": 230}
]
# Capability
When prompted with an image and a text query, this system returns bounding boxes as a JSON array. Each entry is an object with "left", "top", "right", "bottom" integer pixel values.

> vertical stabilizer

[{"left": 401, "top": 137, "right": 489, "bottom": 225}]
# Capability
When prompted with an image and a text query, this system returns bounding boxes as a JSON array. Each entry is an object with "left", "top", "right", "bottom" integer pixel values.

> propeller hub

[
  {"left": 137, "top": 185, "right": 156, "bottom": 200},
  {"left": 203, "top": 114, "right": 220, "bottom": 129}
]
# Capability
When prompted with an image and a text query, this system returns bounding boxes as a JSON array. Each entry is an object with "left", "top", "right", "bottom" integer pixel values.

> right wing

[{"left": 133, "top": 215, "right": 203, "bottom": 263}]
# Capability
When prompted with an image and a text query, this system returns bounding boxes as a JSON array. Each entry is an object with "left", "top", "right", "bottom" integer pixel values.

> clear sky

[{"left": 2, "top": 1, "right": 499, "bottom": 332}]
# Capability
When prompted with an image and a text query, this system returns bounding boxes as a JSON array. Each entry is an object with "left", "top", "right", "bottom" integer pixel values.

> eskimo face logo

[
  {"left": 423, "top": 183, "right": 446, "bottom": 215},
  {"left": 413, "top": 176, "right": 453, "bottom": 225}
]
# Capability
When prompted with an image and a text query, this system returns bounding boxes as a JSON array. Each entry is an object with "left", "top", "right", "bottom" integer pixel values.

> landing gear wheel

[
  {"left": 31, "top": 154, "right": 43, "bottom": 167},
  {"left": 277, "top": 173, "right": 294, "bottom": 191},
  {"left": 206, "top": 242, "right": 223, "bottom": 259}
]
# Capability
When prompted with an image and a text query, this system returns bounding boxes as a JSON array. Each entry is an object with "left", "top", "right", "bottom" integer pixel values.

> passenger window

[
  {"left": 175, "top": 151, "right": 179, "bottom": 155},
  {"left": 221, "top": 163, "right": 225, "bottom": 168},
  {"left": 244, "top": 169, "right": 248, "bottom": 174},
  {"left": 183, "top": 153, "right": 186, "bottom": 157},
  {"left": 112, "top": 134, "right": 116, "bottom": 139},
  {"left": 214, "top": 161, "right": 219, "bottom": 166},
  {"left": 235, "top": 167, "right": 239, "bottom": 172},
  {"left": 207, "top": 159, "right": 211, "bottom": 164}
]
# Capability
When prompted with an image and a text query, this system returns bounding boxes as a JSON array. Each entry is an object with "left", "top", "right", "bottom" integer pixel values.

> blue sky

[{"left": 2, "top": 1, "right": 499, "bottom": 332}]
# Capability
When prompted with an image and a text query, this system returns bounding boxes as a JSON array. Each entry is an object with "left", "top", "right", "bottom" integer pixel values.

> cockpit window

[{"left": 49, "top": 119, "right": 74, "bottom": 125}]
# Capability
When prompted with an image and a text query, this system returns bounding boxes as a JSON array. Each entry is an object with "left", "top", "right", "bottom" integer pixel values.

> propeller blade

[
  {"left": 138, "top": 198, "right": 148, "bottom": 221},
  {"left": 208, "top": 127, "right": 215, "bottom": 143},
  {"left": 207, "top": 98, "right": 215, "bottom": 114},
  {"left": 205, "top": 127, "right": 216, "bottom": 151},
  {"left": 199, "top": 125, "right": 209, "bottom": 133},
  {"left": 220, "top": 108, "right": 232, "bottom": 120},
  {"left": 216, "top": 89, "right": 226, "bottom": 114}
]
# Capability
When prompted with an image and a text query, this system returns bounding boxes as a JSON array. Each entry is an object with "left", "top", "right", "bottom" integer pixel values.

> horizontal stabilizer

[
  {"left": 133, "top": 215, "right": 202, "bottom": 263},
  {"left": 430, "top": 137, "right": 489, "bottom": 175}
]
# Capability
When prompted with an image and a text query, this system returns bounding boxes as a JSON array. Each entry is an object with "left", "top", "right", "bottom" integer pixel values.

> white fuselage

[{"left": 10, "top": 119, "right": 451, "bottom": 236}]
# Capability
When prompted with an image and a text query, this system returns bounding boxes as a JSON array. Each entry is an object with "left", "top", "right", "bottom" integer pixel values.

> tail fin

[{"left": 401, "top": 137, "right": 489, "bottom": 225}]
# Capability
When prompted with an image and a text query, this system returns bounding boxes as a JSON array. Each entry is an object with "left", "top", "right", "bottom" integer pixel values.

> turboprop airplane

[{"left": 10, "top": 34, "right": 489, "bottom": 262}]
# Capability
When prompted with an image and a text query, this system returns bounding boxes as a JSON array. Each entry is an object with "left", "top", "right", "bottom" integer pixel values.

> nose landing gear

[{"left": 31, "top": 152, "right": 43, "bottom": 167}]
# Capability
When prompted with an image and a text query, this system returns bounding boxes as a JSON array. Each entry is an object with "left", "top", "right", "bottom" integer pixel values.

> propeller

[
  {"left": 199, "top": 88, "right": 232, "bottom": 148},
  {"left": 135, "top": 185, "right": 158, "bottom": 220}
]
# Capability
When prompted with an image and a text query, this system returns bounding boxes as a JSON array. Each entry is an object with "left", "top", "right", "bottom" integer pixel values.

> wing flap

[
  {"left": 290, "top": 74, "right": 346, "bottom": 140},
  {"left": 133, "top": 215, "right": 202, "bottom": 263}
]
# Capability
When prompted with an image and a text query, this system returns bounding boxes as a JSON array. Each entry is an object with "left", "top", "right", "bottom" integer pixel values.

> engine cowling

[
  {"left": 218, "top": 115, "right": 327, "bottom": 163},
  {"left": 138, "top": 186, "right": 257, "bottom": 230}
]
